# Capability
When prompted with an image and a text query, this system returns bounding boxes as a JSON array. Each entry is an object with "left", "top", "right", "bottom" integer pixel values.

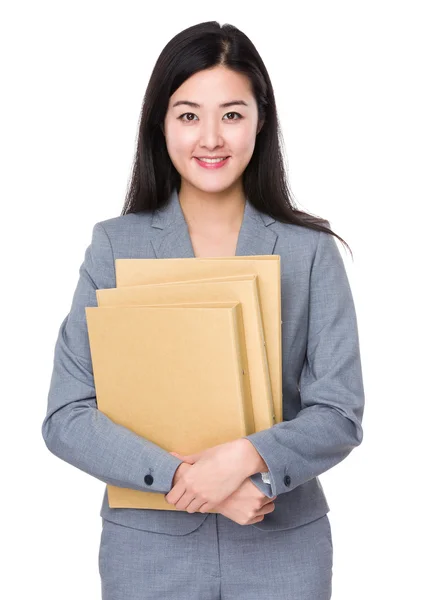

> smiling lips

[{"left": 194, "top": 156, "right": 230, "bottom": 169}]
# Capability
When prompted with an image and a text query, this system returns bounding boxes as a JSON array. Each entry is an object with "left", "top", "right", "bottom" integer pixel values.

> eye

[
  {"left": 223, "top": 112, "right": 243, "bottom": 121},
  {"left": 178, "top": 112, "right": 198, "bottom": 122}
]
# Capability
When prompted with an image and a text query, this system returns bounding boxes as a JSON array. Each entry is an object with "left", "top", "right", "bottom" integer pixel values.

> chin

[{"left": 185, "top": 176, "right": 239, "bottom": 195}]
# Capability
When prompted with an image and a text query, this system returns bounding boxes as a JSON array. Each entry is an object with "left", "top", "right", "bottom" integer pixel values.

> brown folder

[
  {"left": 115, "top": 256, "right": 283, "bottom": 424},
  {"left": 85, "top": 303, "right": 252, "bottom": 511},
  {"left": 96, "top": 275, "right": 274, "bottom": 432}
]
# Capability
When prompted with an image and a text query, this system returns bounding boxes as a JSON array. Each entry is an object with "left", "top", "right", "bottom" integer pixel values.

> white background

[{"left": 1, "top": 1, "right": 426, "bottom": 598}]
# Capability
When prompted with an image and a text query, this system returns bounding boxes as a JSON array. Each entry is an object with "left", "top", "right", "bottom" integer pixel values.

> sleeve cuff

[
  {"left": 151, "top": 451, "right": 184, "bottom": 494},
  {"left": 249, "top": 473, "right": 275, "bottom": 498},
  {"left": 243, "top": 431, "right": 292, "bottom": 497}
]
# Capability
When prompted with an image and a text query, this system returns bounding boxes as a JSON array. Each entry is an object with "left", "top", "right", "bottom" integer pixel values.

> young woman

[{"left": 42, "top": 20, "right": 365, "bottom": 600}]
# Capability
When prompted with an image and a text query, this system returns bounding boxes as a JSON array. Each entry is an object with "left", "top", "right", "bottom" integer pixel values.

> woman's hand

[
  {"left": 170, "top": 451, "right": 277, "bottom": 525},
  {"left": 164, "top": 441, "right": 249, "bottom": 513},
  {"left": 214, "top": 477, "right": 277, "bottom": 525}
]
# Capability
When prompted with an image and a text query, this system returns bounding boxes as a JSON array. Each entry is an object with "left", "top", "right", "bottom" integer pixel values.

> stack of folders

[{"left": 85, "top": 255, "right": 283, "bottom": 512}]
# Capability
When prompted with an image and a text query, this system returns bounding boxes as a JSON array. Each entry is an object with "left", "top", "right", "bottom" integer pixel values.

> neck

[{"left": 178, "top": 182, "right": 246, "bottom": 235}]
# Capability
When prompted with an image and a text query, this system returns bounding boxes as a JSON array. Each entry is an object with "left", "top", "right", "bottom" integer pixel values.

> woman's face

[{"left": 163, "top": 66, "right": 261, "bottom": 195}]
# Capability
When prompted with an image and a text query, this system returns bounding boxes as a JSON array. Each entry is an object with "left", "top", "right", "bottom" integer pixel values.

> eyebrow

[{"left": 171, "top": 100, "right": 249, "bottom": 109}]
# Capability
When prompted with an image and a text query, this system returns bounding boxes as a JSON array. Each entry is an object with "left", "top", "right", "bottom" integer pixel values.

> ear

[
  {"left": 256, "top": 119, "right": 264, "bottom": 135},
  {"left": 160, "top": 122, "right": 165, "bottom": 135}
]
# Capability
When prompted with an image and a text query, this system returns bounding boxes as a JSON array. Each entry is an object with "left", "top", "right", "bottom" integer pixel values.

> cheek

[
  {"left": 230, "top": 130, "right": 257, "bottom": 160},
  {"left": 228, "top": 122, "right": 256, "bottom": 148},
  {"left": 166, "top": 128, "right": 194, "bottom": 160}
]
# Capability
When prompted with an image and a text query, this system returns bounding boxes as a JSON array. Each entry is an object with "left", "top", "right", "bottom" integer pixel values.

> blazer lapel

[{"left": 150, "top": 188, "right": 278, "bottom": 259}]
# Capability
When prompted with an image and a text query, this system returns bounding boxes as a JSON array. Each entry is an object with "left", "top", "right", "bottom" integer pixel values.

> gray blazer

[{"left": 42, "top": 188, "right": 364, "bottom": 535}]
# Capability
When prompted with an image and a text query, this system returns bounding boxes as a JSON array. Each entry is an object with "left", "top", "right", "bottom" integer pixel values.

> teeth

[{"left": 198, "top": 157, "right": 227, "bottom": 163}]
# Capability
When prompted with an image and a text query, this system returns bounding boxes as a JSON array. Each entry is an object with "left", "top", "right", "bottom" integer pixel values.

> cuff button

[
  {"left": 144, "top": 474, "right": 154, "bottom": 485},
  {"left": 283, "top": 475, "right": 291, "bottom": 487}
]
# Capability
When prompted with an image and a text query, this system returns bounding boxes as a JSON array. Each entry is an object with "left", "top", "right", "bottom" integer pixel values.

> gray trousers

[{"left": 98, "top": 512, "right": 333, "bottom": 599}]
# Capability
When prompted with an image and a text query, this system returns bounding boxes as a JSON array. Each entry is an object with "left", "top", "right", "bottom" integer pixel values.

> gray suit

[{"left": 42, "top": 188, "right": 364, "bottom": 536}]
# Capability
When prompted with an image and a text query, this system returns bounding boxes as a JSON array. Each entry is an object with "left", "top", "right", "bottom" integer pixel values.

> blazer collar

[{"left": 150, "top": 188, "right": 278, "bottom": 259}]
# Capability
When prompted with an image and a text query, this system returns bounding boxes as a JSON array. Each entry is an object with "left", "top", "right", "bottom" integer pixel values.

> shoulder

[
  {"left": 268, "top": 218, "right": 332, "bottom": 267},
  {"left": 90, "top": 212, "right": 153, "bottom": 252},
  {"left": 94, "top": 211, "right": 150, "bottom": 238},
  {"left": 82, "top": 213, "right": 152, "bottom": 288},
  {"left": 87, "top": 211, "right": 156, "bottom": 261}
]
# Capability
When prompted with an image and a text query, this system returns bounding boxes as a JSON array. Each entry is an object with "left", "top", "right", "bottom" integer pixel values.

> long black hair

[{"left": 120, "top": 21, "right": 352, "bottom": 258}]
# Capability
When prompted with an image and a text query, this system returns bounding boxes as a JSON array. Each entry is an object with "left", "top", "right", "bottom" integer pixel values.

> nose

[{"left": 198, "top": 117, "right": 225, "bottom": 150}]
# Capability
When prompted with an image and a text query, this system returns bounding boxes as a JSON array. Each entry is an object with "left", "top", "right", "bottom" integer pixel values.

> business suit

[{"left": 42, "top": 187, "right": 364, "bottom": 598}]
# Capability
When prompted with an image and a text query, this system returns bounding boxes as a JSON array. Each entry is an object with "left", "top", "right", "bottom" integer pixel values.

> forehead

[{"left": 168, "top": 67, "right": 254, "bottom": 108}]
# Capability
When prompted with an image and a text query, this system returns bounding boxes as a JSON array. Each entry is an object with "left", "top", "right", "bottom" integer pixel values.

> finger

[
  {"left": 170, "top": 452, "right": 193, "bottom": 463},
  {"left": 171, "top": 452, "right": 188, "bottom": 459},
  {"left": 185, "top": 497, "right": 205, "bottom": 514},
  {"left": 263, "top": 501, "right": 276, "bottom": 514},
  {"left": 165, "top": 480, "right": 185, "bottom": 504},
  {"left": 249, "top": 515, "right": 265, "bottom": 524},
  {"left": 177, "top": 455, "right": 197, "bottom": 464},
  {"left": 183, "top": 454, "right": 198, "bottom": 462},
  {"left": 174, "top": 491, "right": 196, "bottom": 511},
  {"left": 262, "top": 496, "right": 276, "bottom": 506}
]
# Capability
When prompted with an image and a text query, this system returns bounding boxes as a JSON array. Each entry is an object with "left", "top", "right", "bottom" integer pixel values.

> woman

[{"left": 42, "top": 20, "right": 365, "bottom": 600}]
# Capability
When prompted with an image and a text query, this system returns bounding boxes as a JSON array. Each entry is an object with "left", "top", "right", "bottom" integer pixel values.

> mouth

[{"left": 194, "top": 156, "right": 231, "bottom": 169}]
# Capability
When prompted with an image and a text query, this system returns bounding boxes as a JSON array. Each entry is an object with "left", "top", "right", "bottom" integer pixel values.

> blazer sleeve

[
  {"left": 41, "top": 222, "right": 184, "bottom": 494},
  {"left": 243, "top": 224, "right": 365, "bottom": 498}
]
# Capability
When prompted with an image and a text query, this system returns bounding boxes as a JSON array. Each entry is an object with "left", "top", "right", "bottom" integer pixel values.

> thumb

[{"left": 170, "top": 451, "right": 197, "bottom": 464}]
